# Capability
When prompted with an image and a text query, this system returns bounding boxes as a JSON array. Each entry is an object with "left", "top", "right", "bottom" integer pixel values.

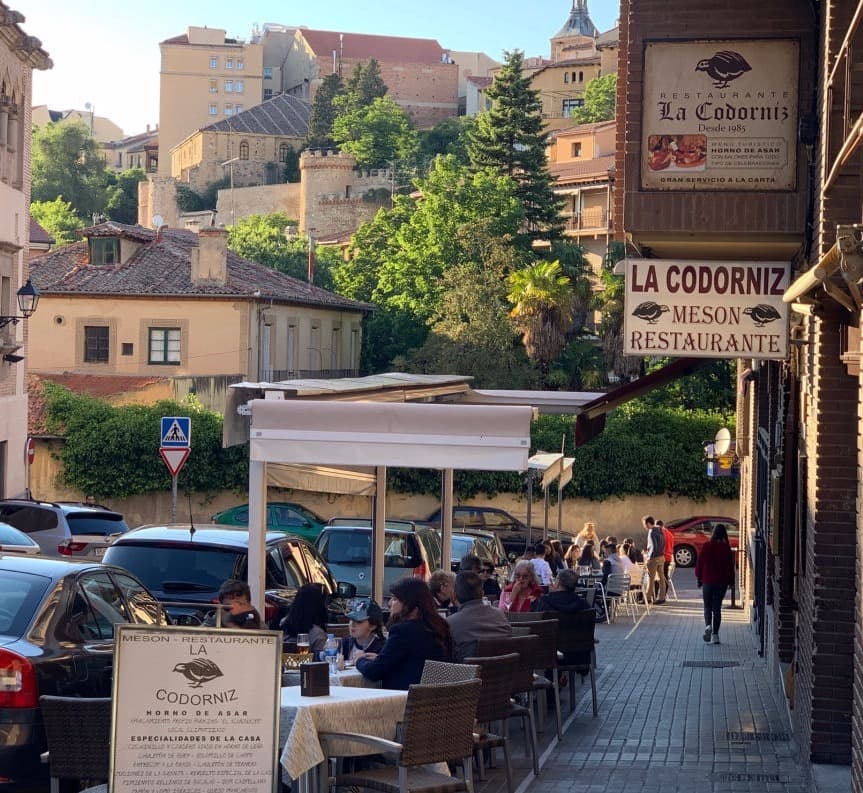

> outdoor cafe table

[
  {"left": 281, "top": 666, "right": 378, "bottom": 688},
  {"left": 279, "top": 685, "right": 409, "bottom": 788}
]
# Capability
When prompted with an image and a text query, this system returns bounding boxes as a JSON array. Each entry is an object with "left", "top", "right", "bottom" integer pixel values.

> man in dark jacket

[
  {"left": 643, "top": 515, "right": 667, "bottom": 604},
  {"left": 531, "top": 569, "right": 590, "bottom": 614},
  {"left": 447, "top": 571, "right": 511, "bottom": 661}
]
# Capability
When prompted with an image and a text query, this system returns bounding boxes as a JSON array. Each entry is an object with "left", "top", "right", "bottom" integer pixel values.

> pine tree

[
  {"left": 467, "top": 50, "right": 563, "bottom": 242},
  {"left": 344, "top": 59, "right": 387, "bottom": 108},
  {"left": 306, "top": 73, "right": 344, "bottom": 150}
]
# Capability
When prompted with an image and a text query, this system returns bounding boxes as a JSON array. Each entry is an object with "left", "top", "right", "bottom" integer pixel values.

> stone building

[
  {"left": 614, "top": 0, "right": 863, "bottom": 787},
  {"left": 279, "top": 28, "right": 458, "bottom": 128},
  {"left": 0, "top": 4, "right": 51, "bottom": 498}
]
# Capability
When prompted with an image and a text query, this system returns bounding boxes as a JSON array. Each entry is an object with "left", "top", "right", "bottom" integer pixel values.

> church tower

[{"left": 551, "top": 0, "right": 600, "bottom": 62}]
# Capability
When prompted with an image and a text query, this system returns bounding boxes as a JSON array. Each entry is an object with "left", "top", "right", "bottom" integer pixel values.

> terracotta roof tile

[
  {"left": 466, "top": 76, "right": 493, "bottom": 87},
  {"left": 551, "top": 154, "right": 616, "bottom": 184},
  {"left": 202, "top": 94, "right": 309, "bottom": 137},
  {"left": 551, "top": 121, "right": 616, "bottom": 138},
  {"left": 298, "top": 29, "right": 447, "bottom": 64},
  {"left": 29, "top": 223, "right": 372, "bottom": 312},
  {"left": 29, "top": 217, "right": 54, "bottom": 245}
]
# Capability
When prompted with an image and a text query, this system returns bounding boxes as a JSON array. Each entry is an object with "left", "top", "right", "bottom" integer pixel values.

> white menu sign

[
  {"left": 111, "top": 625, "right": 281, "bottom": 793},
  {"left": 623, "top": 259, "right": 790, "bottom": 360},
  {"left": 641, "top": 39, "right": 799, "bottom": 191}
]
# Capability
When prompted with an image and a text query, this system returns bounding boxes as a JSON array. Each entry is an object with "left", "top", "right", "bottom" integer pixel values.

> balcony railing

[{"left": 563, "top": 207, "right": 610, "bottom": 232}]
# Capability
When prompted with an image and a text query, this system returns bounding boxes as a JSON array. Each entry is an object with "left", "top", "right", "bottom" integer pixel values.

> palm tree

[{"left": 507, "top": 260, "right": 573, "bottom": 372}]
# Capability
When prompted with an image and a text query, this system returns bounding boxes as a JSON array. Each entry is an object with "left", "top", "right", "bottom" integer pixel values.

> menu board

[
  {"left": 641, "top": 39, "right": 799, "bottom": 191},
  {"left": 111, "top": 625, "right": 281, "bottom": 793}
]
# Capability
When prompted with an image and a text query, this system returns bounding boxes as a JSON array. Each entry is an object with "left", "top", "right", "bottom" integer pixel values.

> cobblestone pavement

[{"left": 480, "top": 568, "right": 814, "bottom": 793}]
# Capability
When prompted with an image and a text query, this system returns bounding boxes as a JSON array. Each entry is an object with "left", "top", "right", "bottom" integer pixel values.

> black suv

[
  {"left": 103, "top": 525, "right": 353, "bottom": 627},
  {"left": 426, "top": 506, "right": 532, "bottom": 555}
]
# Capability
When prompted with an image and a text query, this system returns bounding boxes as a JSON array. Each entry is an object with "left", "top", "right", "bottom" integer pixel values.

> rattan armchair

[
  {"left": 39, "top": 696, "right": 111, "bottom": 793},
  {"left": 320, "top": 679, "right": 482, "bottom": 793},
  {"left": 516, "top": 619, "right": 562, "bottom": 739},
  {"left": 420, "top": 660, "right": 479, "bottom": 684},
  {"left": 464, "top": 653, "right": 520, "bottom": 793}
]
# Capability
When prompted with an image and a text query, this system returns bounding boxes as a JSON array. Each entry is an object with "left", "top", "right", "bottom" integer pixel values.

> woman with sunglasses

[{"left": 499, "top": 560, "right": 543, "bottom": 612}]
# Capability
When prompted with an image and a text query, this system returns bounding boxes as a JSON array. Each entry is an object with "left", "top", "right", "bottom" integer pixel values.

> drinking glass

[{"left": 297, "top": 633, "right": 310, "bottom": 654}]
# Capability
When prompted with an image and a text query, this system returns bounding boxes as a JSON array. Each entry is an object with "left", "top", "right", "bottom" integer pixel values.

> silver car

[{"left": 0, "top": 521, "right": 41, "bottom": 555}]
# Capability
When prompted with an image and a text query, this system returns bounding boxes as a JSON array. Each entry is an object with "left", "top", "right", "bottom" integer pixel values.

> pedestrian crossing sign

[{"left": 161, "top": 416, "right": 191, "bottom": 448}]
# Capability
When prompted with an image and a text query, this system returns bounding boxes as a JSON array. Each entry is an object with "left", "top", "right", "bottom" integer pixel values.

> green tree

[
  {"left": 570, "top": 73, "right": 617, "bottom": 124},
  {"left": 343, "top": 59, "right": 388, "bottom": 109},
  {"left": 104, "top": 167, "right": 146, "bottom": 225},
  {"left": 32, "top": 121, "right": 112, "bottom": 220},
  {"left": 306, "top": 73, "right": 344, "bottom": 149},
  {"left": 596, "top": 241, "right": 642, "bottom": 381},
  {"left": 332, "top": 96, "right": 418, "bottom": 171},
  {"left": 467, "top": 50, "right": 563, "bottom": 241},
  {"left": 227, "top": 212, "right": 338, "bottom": 290},
  {"left": 507, "top": 259, "right": 573, "bottom": 371},
  {"left": 417, "top": 117, "right": 475, "bottom": 169},
  {"left": 282, "top": 145, "right": 301, "bottom": 182},
  {"left": 30, "top": 197, "right": 86, "bottom": 246}
]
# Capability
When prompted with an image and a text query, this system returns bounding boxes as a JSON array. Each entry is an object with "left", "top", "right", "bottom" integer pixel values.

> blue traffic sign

[{"left": 161, "top": 416, "right": 191, "bottom": 448}]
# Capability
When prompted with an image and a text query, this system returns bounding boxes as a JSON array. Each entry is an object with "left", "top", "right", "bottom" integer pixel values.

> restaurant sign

[
  {"left": 623, "top": 260, "right": 790, "bottom": 360},
  {"left": 641, "top": 39, "right": 799, "bottom": 191},
  {"left": 111, "top": 624, "right": 282, "bottom": 793}
]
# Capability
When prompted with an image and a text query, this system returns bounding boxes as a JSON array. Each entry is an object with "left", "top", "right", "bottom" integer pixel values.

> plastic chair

[
  {"left": 39, "top": 696, "right": 111, "bottom": 793},
  {"left": 604, "top": 573, "right": 632, "bottom": 623},
  {"left": 666, "top": 561, "right": 679, "bottom": 600},
  {"left": 321, "top": 679, "right": 482, "bottom": 793}
]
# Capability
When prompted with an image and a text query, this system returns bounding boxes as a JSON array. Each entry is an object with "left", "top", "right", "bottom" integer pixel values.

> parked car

[
  {"left": 103, "top": 525, "right": 352, "bottom": 627},
  {"left": 0, "top": 522, "right": 41, "bottom": 555},
  {"left": 450, "top": 529, "right": 512, "bottom": 581},
  {"left": 664, "top": 516, "right": 740, "bottom": 567},
  {"left": 0, "top": 499, "right": 128, "bottom": 560},
  {"left": 211, "top": 501, "right": 326, "bottom": 543},
  {"left": 425, "top": 506, "right": 531, "bottom": 555},
  {"left": 0, "top": 556, "right": 166, "bottom": 789},
  {"left": 315, "top": 525, "right": 432, "bottom": 598}
]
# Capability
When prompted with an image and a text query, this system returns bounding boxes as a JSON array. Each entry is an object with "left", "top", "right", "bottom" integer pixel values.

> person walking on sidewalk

[
  {"left": 643, "top": 515, "right": 667, "bottom": 604},
  {"left": 695, "top": 523, "right": 735, "bottom": 644}
]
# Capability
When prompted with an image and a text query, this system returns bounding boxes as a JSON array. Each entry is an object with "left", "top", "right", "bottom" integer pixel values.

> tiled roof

[
  {"left": 29, "top": 218, "right": 54, "bottom": 245},
  {"left": 161, "top": 33, "right": 189, "bottom": 45},
  {"left": 202, "top": 94, "right": 310, "bottom": 137},
  {"left": 551, "top": 154, "right": 616, "bottom": 184},
  {"left": 547, "top": 54, "right": 601, "bottom": 66},
  {"left": 29, "top": 223, "right": 372, "bottom": 312},
  {"left": 298, "top": 28, "right": 447, "bottom": 64},
  {"left": 551, "top": 121, "right": 616, "bottom": 138},
  {"left": 596, "top": 26, "right": 620, "bottom": 48},
  {"left": 104, "top": 130, "right": 158, "bottom": 149},
  {"left": 466, "top": 76, "right": 493, "bottom": 88},
  {"left": 27, "top": 373, "right": 170, "bottom": 436}
]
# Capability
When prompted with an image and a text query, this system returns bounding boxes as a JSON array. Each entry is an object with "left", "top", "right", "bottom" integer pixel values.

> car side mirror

[{"left": 336, "top": 581, "right": 357, "bottom": 598}]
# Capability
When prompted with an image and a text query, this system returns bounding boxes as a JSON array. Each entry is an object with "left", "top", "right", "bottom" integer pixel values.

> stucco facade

[{"left": 158, "top": 26, "right": 264, "bottom": 176}]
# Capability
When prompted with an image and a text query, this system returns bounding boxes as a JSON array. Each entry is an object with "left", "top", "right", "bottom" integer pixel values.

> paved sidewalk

[{"left": 525, "top": 568, "right": 812, "bottom": 793}]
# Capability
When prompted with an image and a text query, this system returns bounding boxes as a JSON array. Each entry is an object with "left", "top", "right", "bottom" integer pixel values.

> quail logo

[
  {"left": 695, "top": 51, "right": 752, "bottom": 89},
  {"left": 743, "top": 304, "right": 781, "bottom": 327},
  {"left": 632, "top": 302, "right": 670, "bottom": 324},
  {"left": 173, "top": 658, "right": 224, "bottom": 688}
]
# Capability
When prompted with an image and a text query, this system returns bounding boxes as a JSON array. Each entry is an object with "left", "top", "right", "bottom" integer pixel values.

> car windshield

[
  {"left": 0, "top": 570, "right": 51, "bottom": 637},
  {"left": 104, "top": 544, "right": 241, "bottom": 594},
  {"left": 65, "top": 512, "right": 128, "bottom": 537},
  {"left": 451, "top": 537, "right": 476, "bottom": 558},
  {"left": 320, "top": 532, "right": 420, "bottom": 567}
]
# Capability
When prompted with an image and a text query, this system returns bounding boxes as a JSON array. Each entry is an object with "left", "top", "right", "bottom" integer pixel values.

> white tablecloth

[
  {"left": 279, "top": 685, "right": 408, "bottom": 780},
  {"left": 282, "top": 667, "right": 375, "bottom": 689}
]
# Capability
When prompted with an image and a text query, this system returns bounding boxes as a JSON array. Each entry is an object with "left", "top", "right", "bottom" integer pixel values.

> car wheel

[{"left": 674, "top": 545, "right": 696, "bottom": 568}]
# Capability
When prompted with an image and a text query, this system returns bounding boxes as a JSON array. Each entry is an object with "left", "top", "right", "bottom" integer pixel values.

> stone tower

[{"left": 551, "top": 0, "right": 600, "bottom": 62}]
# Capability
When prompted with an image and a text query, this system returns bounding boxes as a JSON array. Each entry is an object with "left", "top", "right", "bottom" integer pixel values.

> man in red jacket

[
  {"left": 695, "top": 524, "right": 735, "bottom": 644},
  {"left": 657, "top": 520, "right": 675, "bottom": 599}
]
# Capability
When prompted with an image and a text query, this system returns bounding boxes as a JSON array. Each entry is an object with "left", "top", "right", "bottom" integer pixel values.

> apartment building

[
  {"left": 0, "top": 5, "right": 51, "bottom": 498},
  {"left": 158, "top": 26, "right": 264, "bottom": 175}
]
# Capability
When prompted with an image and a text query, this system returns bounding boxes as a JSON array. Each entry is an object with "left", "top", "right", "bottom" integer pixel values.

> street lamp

[{"left": 0, "top": 279, "right": 40, "bottom": 328}]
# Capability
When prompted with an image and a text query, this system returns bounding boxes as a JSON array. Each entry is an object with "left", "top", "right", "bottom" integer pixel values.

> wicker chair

[
  {"left": 420, "top": 660, "right": 479, "bottom": 684},
  {"left": 515, "top": 619, "right": 562, "bottom": 739},
  {"left": 543, "top": 610, "right": 598, "bottom": 715},
  {"left": 475, "top": 634, "right": 540, "bottom": 776},
  {"left": 39, "top": 696, "right": 111, "bottom": 793},
  {"left": 504, "top": 612, "right": 540, "bottom": 624},
  {"left": 464, "top": 653, "right": 519, "bottom": 793},
  {"left": 320, "top": 679, "right": 482, "bottom": 793}
]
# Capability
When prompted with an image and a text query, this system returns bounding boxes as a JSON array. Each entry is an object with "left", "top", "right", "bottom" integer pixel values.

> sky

[{"left": 21, "top": 0, "right": 619, "bottom": 136}]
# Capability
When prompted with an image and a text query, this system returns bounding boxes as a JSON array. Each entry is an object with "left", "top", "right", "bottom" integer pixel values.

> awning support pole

[
  {"left": 372, "top": 466, "right": 387, "bottom": 605},
  {"left": 543, "top": 487, "right": 550, "bottom": 541},
  {"left": 248, "top": 460, "right": 267, "bottom": 616},
  {"left": 442, "top": 469, "right": 454, "bottom": 572}
]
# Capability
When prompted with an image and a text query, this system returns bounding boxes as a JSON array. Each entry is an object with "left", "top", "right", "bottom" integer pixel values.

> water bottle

[{"left": 324, "top": 633, "right": 339, "bottom": 674}]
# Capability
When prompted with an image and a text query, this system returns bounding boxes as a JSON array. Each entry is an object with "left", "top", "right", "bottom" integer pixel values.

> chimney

[{"left": 191, "top": 227, "right": 228, "bottom": 285}]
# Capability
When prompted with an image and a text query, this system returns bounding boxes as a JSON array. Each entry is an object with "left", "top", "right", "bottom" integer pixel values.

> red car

[{"left": 664, "top": 516, "right": 739, "bottom": 568}]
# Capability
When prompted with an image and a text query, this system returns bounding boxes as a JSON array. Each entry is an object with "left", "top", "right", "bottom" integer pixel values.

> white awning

[
  {"left": 558, "top": 457, "right": 575, "bottom": 490},
  {"left": 267, "top": 463, "right": 376, "bottom": 496},
  {"left": 528, "top": 452, "right": 565, "bottom": 489}
]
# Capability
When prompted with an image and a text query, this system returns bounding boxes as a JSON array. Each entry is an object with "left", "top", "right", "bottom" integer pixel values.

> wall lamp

[{"left": 0, "top": 279, "right": 40, "bottom": 329}]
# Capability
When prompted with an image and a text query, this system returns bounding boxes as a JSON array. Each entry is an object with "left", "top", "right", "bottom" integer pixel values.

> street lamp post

[
  {"left": 0, "top": 279, "right": 40, "bottom": 329},
  {"left": 84, "top": 102, "right": 95, "bottom": 135}
]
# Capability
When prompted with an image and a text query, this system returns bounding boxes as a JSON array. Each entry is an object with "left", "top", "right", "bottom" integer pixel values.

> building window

[
  {"left": 84, "top": 326, "right": 109, "bottom": 363},
  {"left": 235, "top": 80, "right": 244, "bottom": 94},
  {"left": 224, "top": 104, "right": 233, "bottom": 115},
  {"left": 208, "top": 103, "right": 217, "bottom": 116},
  {"left": 239, "top": 141, "right": 249, "bottom": 160},
  {"left": 263, "top": 66, "right": 273, "bottom": 79},
  {"left": 234, "top": 104, "right": 243, "bottom": 114},
  {"left": 562, "top": 98, "right": 584, "bottom": 117},
  {"left": 350, "top": 327, "right": 360, "bottom": 369},
  {"left": 264, "top": 88, "right": 273, "bottom": 100},
  {"left": 331, "top": 327, "right": 341, "bottom": 369},
  {"left": 148, "top": 328, "right": 181, "bottom": 365},
  {"left": 279, "top": 142, "right": 289, "bottom": 161},
  {"left": 309, "top": 324, "right": 320, "bottom": 370},
  {"left": 121, "top": 342, "right": 133, "bottom": 356},
  {"left": 564, "top": 72, "right": 571, "bottom": 84},
  {"left": 225, "top": 57, "right": 234, "bottom": 69},
  {"left": 287, "top": 323, "right": 297, "bottom": 373},
  {"left": 209, "top": 79, "right": 218, "bottom": 93},
  {"left": 224, "top": 80, "right": 233, "bottom": 92},
  {"left": 209, "top": 56, "right": 218, "bottom": 69},
  {"left": 578, "top": 71, "right": 584, "bottom": 82},
  {"left": 572, "top": 142, "right": 582, "bottom": 157},
  {"left": 90, "top": 237, "right": 118, "bottom": 265},
  {"left": 236, "top": 57, "right": 244, "bottom": 70}
]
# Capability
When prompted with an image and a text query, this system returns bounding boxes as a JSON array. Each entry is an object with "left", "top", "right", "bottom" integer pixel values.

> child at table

[{"left": 340, "top": 600, "right": 385, "bottom": 662}]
